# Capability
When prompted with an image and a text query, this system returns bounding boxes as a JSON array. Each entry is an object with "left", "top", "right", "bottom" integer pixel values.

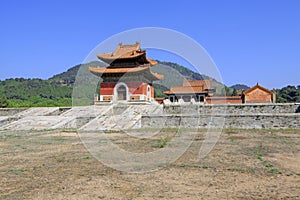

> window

[{"left": 198, "top": 95, "right": 205, "bottom": 102}]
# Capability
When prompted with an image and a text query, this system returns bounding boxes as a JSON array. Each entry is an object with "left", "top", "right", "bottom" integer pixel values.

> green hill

[
  {"left": 230, "top": 84, "right": 250, "bottom": 91},
  {"left": 0, "top": 61, "right": 299, "bottom": 107},
  {"left": 0, "top": 78, "right": 73, "bottom": 107},
  {"left": 153, "top": 61, "right": 228, "bottom": 96},
  {"left": 49, "top": 61, "right": 103, "bottom": 86}
]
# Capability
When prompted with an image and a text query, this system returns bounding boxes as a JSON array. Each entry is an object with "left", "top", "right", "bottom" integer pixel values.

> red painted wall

[
  {"left": 206, "top": 96, "right": 242, "bottom": 104},
  {"left": 151, "top": 85, "right": 154, "bottom": 98},
  {"left": 100, "top": 82, "right": 153, "bottom": 97},
  {"left": 100, "top": 82, "right": 115, "bottom": 95},
  {"left": 245, "top": 88, "right": 272, "bottom": 103},
  {"left": 155, "top": 98, "right": 164, "bottom": 104}
]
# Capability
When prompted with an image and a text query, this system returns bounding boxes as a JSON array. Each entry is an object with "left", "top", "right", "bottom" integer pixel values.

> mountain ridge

[
  {"left": 0, "top": 61, "right": 299, "bottom": 107},
  {"left": 230, "top": 84, "right": 250, "bottom": 91}
]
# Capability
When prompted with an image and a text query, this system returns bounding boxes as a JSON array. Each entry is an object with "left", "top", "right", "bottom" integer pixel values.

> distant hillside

[
  {"left": 49, "top": 60, "right": 229, "bottom": 98},
  {"left": 0, "top": 78, "right": 73, "bottom": 107},
  {"left": 50, "top": 64, "right": 80, "bottom": 86},
  {"left": 154, "top": 61, "right": 227, "bottom": 96},
  {"left": 157, "top": 61, "right": 212, "bottom": 80},
  {"left": 50, "top": 61, "right": 103, "bottom": 86},
  {"left": 230, "top": 84, "right": 250, "bottom": 91},
  {"left": 0, "top": 61, "right": 299, "bottom": 107},
  {"left": 50, "top": 60, "right": 221, "bottom": 87}
]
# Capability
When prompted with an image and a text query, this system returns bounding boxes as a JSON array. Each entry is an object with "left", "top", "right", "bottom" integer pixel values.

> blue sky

[{"left": 0, "top": 0, "right": 299, "bottom": 89}]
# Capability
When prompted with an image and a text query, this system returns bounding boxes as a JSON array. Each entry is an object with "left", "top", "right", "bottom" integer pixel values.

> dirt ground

[{"left": 0, "top": 129, "right": 299, "bottom": 199}]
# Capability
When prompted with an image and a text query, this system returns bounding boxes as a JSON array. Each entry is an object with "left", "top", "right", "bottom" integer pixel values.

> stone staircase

[
  {"left": 13, "top": 107, "right": 60, "bottom": 118},
  {"left": 0, "top": 104, "right": 162, "bottom": 131},
  {"left": 79, "top": 104, "right": 163, "bottom": 131},
  {"left": 0, "top": 116, "right": 73, "bottom": 131},
  {"left": 0, "top": 107, "right": 61, "bottom": 131}
]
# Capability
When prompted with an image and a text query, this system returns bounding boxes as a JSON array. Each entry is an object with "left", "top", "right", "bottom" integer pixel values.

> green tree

[
  {"left": 232, "top": 88, "right": 237, "bottom": 96},
  {"left": 225, "top": 86, "right": 231, "bottom": 96},
  {"left": 154, "top": 89, "right": 167, "bottom": 98},
  {"left": 0, "top": 96, "right": 9, "bottom": 108},
  {"left": 276, "top": 85, "right": 300, "bottom": 103}
]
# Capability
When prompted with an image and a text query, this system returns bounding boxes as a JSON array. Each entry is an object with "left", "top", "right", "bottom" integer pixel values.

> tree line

[
  {"left": 0, "top": 61, "right": 299, "bottom": 107},
  {"left": 0, "top": 78, "right": 72, "bottom": 107}
]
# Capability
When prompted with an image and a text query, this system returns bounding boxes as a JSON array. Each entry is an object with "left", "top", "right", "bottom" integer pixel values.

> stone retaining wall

[
  {"left": 163, "top": 103, "right": 300, "bottom": 114},
  {"left": 142, "top": 113, "right": 300, "bottom": 129},
  {"left": 0, "top": 108, "right": 28, "bottom": 116},
  {"left": 143, "top": 103, "right": 300, "bottom": 129}
]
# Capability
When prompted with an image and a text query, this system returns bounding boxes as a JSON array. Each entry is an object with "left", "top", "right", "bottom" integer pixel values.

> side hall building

[
  {"left": 243, "top": 84, "right": 276, "bottom": 103},
  {"left": 164, "top": 79, "right": 215, "bottom": 103},
  {"left": 164, "top": 81, "right": 276, "bottom": 104}
]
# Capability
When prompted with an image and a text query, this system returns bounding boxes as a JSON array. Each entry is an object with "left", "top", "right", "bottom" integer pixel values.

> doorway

[{"left": 117, "top": 85, "right": 127, "bottom": 100}]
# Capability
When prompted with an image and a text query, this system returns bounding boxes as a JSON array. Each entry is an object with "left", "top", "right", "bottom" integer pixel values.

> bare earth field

[{"left": 0, "top": 129, "right": 299, "bottom": 199}]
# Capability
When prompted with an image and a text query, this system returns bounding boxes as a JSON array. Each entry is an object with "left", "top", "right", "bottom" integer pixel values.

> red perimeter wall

[{"left": 206, "top": 96, "right": 242, "bottom": 104}]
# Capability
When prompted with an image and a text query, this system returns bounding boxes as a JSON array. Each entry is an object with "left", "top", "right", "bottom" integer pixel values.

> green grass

[
  {"left": 256, "top": 144, "right": 264, "bottom": 161},
  {"left": 103, "top": 130, "right": 122, "bottom": 134},
  {"left": 257, "top": 152, "right": 263, "bottom": 161},
  {"left": 8, "top": 168, "right": 26, "bottom": 174},
  {"left": 225, "top": 128, "right": 300, "bottom": 134},
  {"left": 227, "top": 168, "right": 243, "bottom": 172},
  {"left": 263, "top": 161, "right": 273, "bottom": 168},
  {"left": 56, "top": 157, "right": 66, "bottom": 163},
  {"left": 267, "top": 168, "right": 282, "bottom": 174},
  {"left": 59, "top": 128, "right": 77, "bottom": 132},
  {"left": 156, "top": 135, "right": 170, "bottom": 148},
  {"left": 82, "top": 156, "right": 92, "bottom": 160},
  {"left": 247, "top": 167, "right": 257, "bottom": 174}
]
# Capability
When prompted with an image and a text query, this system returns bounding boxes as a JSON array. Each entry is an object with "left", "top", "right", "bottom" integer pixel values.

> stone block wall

[
  {"left": 142, "top": 103, "right": 300, "bottom": 129},
  {"left": 0, "top": 108, "right": 28, "bottom": 116},
  {"left": 163, "top": 103, "right": 300, "bottom": 115},
  {"left": 142, "top": 113, "right": 300, "bottom": 129}
]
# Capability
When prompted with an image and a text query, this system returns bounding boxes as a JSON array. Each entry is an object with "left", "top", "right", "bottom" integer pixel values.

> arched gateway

[
  {"left": 117, "top": 85, "right": 127, "bottom": 101},
  {"left": 113, "top": 82, "right": 129, "bottom": 101}
]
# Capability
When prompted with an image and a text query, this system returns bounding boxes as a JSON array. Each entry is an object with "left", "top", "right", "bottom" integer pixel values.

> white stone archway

[{"left": 113, "top": 82, "right": 129, "bottom": 102}]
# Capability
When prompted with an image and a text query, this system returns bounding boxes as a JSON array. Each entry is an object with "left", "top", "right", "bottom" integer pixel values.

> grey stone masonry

[
  {"left": 142, "top": 113, "right": 300, "bottom": 129},
  {"left": 0, "top": 103, "right": 299, "bottom": 130},
  {"left": 0, "top": 108, "right": 28, "bottom": 116},
  {"left": 142, "top": 103, "right": 300, "bottom": 129},
  {"left": 163, "top": 103, "right": 300, "bottom": 115}
]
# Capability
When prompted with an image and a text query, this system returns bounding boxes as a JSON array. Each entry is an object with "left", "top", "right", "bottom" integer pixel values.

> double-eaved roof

[
  {"left": 88, "top": 42, "right": 163, "bottom": 81},
  {"left": 96, "top": 42, "right": 157, "bottom": 65},
  {"left": 88, "top": 65, "right": 164, "bottom": 80}
]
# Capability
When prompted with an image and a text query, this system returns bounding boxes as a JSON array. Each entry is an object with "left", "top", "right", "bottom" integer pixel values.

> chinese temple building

[
  {"left": 164, "top": 79, "right": 276, "bottom": 104},
  {"left": 164, "top": 79, "right": 215, "bottom": 103},
  {"left": 89, "top": 42, "right": 164, "bottom": 103},
  {"left": 243, "top": 83, "right": 276, "bottom": 103}
]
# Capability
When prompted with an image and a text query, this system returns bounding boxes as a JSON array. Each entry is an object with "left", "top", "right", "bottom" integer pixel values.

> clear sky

[{"left": 0, "top": 0, "right": 299, "bottom": 89}]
